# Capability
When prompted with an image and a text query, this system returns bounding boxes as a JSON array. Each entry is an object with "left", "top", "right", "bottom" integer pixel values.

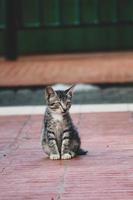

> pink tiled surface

[{"left": 0, "top": 112, "right": 133, "bottom": 200}]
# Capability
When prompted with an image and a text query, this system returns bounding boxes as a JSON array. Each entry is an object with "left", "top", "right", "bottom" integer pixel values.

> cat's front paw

[
  {"left": 61, "top": 153, "right": 72, "bottom": 160},
  {"left": 50, "top": 154, "right": 60, "bottom": 160}
]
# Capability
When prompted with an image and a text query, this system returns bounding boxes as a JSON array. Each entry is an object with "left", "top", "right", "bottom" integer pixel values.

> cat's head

[{"left": 45, "top": 85, "right": 75, "bottom": 114}]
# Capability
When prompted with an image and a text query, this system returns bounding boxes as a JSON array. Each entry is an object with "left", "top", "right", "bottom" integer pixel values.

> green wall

[
  {"left": 0, "top": 0, "right": 5, "bottom": 55},
  {"left": 1, "top": 0, "right": 133, "bottom": 56}
]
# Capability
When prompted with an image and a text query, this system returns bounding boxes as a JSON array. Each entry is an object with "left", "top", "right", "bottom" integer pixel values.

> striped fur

[{"left": 41, "top": 86, "right": 87, "bottom": 160}]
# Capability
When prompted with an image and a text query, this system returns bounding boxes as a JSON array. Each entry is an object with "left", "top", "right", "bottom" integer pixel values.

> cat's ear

[
  {"left": 45, "top": 86, "right": 56, "bottom": 100},
  {"left": 65, "top": 85, "right": 75, "bottom": 97}
]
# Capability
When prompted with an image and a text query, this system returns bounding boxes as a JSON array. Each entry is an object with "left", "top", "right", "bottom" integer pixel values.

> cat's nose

[{"left": 63, "top": 108, "right": 67, "bottom": 113}]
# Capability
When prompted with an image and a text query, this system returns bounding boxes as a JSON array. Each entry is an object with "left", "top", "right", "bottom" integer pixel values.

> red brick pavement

[
  {"left": 1, "top": 52, "right": 133, "bottom": 86},
  {"left": 0, "top": 112, "right": 133, "bottom": 200}
]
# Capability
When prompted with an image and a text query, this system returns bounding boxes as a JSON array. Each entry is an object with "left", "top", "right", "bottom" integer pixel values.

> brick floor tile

[
  {"left": 1, "top": 52, "right": 133, "bottom": 86},
  {"left": 0, "top": 112, "right": 133, "bottom": 200}
]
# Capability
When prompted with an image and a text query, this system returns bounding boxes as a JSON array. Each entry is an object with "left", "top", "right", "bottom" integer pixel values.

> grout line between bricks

[
  {"left": 57, "top": 162, "right": 68, "bottom": 200},
  {"left": 0, "top": 115, "right": 31, "bottom": 174}
]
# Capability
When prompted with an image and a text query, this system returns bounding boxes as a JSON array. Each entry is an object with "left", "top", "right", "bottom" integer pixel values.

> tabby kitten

[{"left": 41, "top": 85, "right": 87, "bottom": 160}]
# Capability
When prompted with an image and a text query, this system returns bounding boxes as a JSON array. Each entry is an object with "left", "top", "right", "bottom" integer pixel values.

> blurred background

[{"left": 0, "top": 0, "right": 133, "bottom": 105}]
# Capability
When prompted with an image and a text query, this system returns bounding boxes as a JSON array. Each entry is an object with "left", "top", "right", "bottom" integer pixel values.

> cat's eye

[
  {"left": 50, "top": 103, "right": 55, "bottom": 106},
  {"left": 49, "top": 102, "right": 60, "bottom": 107},
  {"left": 48, "top": 102, "right": 56, "bottom": 107},
  {"left": 55, "top": 102, "right": 61, "bottom": 106}
]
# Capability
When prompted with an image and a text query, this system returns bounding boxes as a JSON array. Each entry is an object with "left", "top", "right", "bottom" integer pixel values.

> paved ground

[
  {"left": 0, "top": 111, "right": 133, "bottom": 200},
  {"left": 1, "top": 52, "right": 133, "bottom": 87}
]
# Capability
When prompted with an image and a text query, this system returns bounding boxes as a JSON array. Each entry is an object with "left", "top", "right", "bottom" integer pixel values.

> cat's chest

[
  {"left": 52, "top": 113, "right": 64, "bottom": 130},
  {"left": 52, "top": 113, "right": 63, "bottom": 121}
]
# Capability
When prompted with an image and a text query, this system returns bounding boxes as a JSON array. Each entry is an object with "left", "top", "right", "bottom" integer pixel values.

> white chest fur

[
  {"left": 51, "top": 113, "right": 63, "bottom": 136},
  {"left": 52, "top": 113, "right": 63, "bottom": 121}
]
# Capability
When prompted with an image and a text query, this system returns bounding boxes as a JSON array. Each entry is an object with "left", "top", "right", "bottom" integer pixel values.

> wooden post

[{"left": 5, "top": 0, "right": 18, "bottom": 60}]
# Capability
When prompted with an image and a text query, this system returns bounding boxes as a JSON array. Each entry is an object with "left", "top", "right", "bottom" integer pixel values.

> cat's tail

[{"left": 77, "top": 148, "right": 88, "bottom": 156}]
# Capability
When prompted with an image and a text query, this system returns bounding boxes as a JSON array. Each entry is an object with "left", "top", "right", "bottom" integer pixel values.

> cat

[{"left": 41, "top": 85, "right": 87, "bottom": 160}]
